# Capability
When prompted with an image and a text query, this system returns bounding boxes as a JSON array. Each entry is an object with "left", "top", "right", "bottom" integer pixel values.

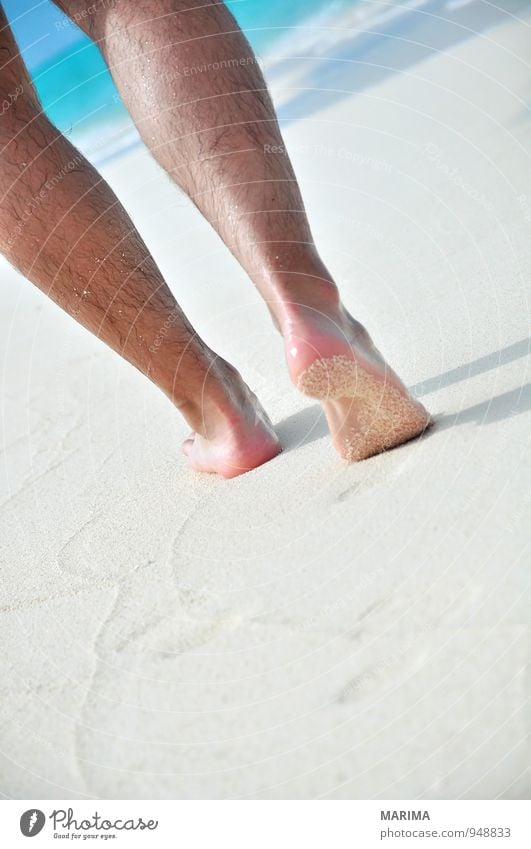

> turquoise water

[
  {"left": 32, "top": 40, "right": 124, "bottom": 140},
  {"left": 7, "top": 0, "right": 348, "bottom": 150},
  {"left": 227, "top": 0, "right": 348, "bottom": 48}
]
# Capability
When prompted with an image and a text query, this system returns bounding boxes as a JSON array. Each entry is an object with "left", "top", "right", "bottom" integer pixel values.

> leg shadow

[
  {"left": 276, "top": 404, "right": 328, "bottom": 452},
  {"left": 277, "top": 338, "right": 530, "bottom": 452},
  {"left": 436, "top": 383, "right": 531, "bottom": 431},
  {"left": 411, "top": 337, "right": 531, "bottom": 397}
]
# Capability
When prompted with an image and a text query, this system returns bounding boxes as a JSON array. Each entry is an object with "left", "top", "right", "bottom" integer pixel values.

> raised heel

[{"left": 297, "top": 355, "right": 361, "bottom": 400}]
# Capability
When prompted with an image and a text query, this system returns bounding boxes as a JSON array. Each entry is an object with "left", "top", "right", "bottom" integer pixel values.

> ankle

[
  {"left": 148, "top": 336, "right": 214, "bottom": 422},
  {"left": 267, "top": 265, "right": 341, "bottom": 333},
  {"left": 176, "top": 356, "right": 247, "bottom": 437}
]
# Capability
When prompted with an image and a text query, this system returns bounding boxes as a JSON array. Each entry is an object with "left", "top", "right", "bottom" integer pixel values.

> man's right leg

[
  {"left": 0, "top": 9, "right": 280, "bottom": 477},
  {"left": 55, "top": 0, "right": 430, "bottom": 462}
]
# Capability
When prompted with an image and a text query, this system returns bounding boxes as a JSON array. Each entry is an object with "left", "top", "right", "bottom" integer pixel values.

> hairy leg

[
  {"left": 58, "top": 0, "right": 430, "bottom": 461},
  {"left": 0, "top": 9, "right": 280, "bottom": 477}
]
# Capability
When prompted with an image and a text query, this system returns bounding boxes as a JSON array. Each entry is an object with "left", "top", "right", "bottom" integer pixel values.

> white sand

[{"left": 1, "top": 2, "right": 530, "bottom": 799}]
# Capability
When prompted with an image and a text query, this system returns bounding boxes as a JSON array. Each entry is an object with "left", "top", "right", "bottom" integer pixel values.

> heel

[{"left": 297, "top": 355, "right": 361, "bottom": 400}]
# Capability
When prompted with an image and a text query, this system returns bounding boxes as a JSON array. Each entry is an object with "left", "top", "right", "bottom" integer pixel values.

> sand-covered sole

[{"left": 297, "top": 355, "right": 430, "bottom": 461}]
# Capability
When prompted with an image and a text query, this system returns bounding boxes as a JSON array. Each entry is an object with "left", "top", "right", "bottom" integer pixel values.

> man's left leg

[{"left": 0, "top": 6, "right": 280, "bottom": 477}]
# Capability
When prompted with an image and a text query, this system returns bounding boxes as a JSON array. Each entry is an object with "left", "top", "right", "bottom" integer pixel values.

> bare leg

[
  {"left": 0, "top": 11, "right": 280, "bottom": 477},
  {"left": 58, "top": 0, "right": 431, "bottom": 461}
]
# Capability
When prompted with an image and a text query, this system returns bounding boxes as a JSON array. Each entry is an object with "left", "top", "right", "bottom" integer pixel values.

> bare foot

[
  {"left": 179, "top": 359, "right": 281, "bottom": 478},
  {"left": 277, "top": 283, "right": 430, "bottom": 461}
]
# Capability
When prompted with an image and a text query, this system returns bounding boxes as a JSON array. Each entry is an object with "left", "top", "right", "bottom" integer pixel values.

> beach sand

[{"left": 1, "top": 1, "right": 530, "bottom": 799}]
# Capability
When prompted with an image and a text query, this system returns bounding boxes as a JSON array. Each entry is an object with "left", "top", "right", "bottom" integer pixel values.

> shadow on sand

[{"left": 278, "top": 337, "right": 531, "bottom": 452}]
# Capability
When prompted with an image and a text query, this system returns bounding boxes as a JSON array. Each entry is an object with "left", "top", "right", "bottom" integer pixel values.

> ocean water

[
  {"left": 227, "top": 0, "right": 350, "bottom": 48},
  {"left": 30, "top": 39, "right": 134, "bottom": 162},
  {"left": 5, "top": 0, "right": 504, "bottom": 165},
  {"left": 9, "top": 0, "right": 350, "bottom": 163}
]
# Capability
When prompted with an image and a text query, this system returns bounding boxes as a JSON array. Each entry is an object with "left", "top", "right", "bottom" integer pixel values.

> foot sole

[{"left": 297, "top": 355, "right": 431, "bottom": 461}]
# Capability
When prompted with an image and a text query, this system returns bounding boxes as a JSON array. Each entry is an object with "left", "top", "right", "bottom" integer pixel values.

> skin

[
  {"left": 0, "top": 0, "right": 429, "bottom": 476},
  {"left": 0, "top": 4, "right": 280, "bottom": 477}
]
